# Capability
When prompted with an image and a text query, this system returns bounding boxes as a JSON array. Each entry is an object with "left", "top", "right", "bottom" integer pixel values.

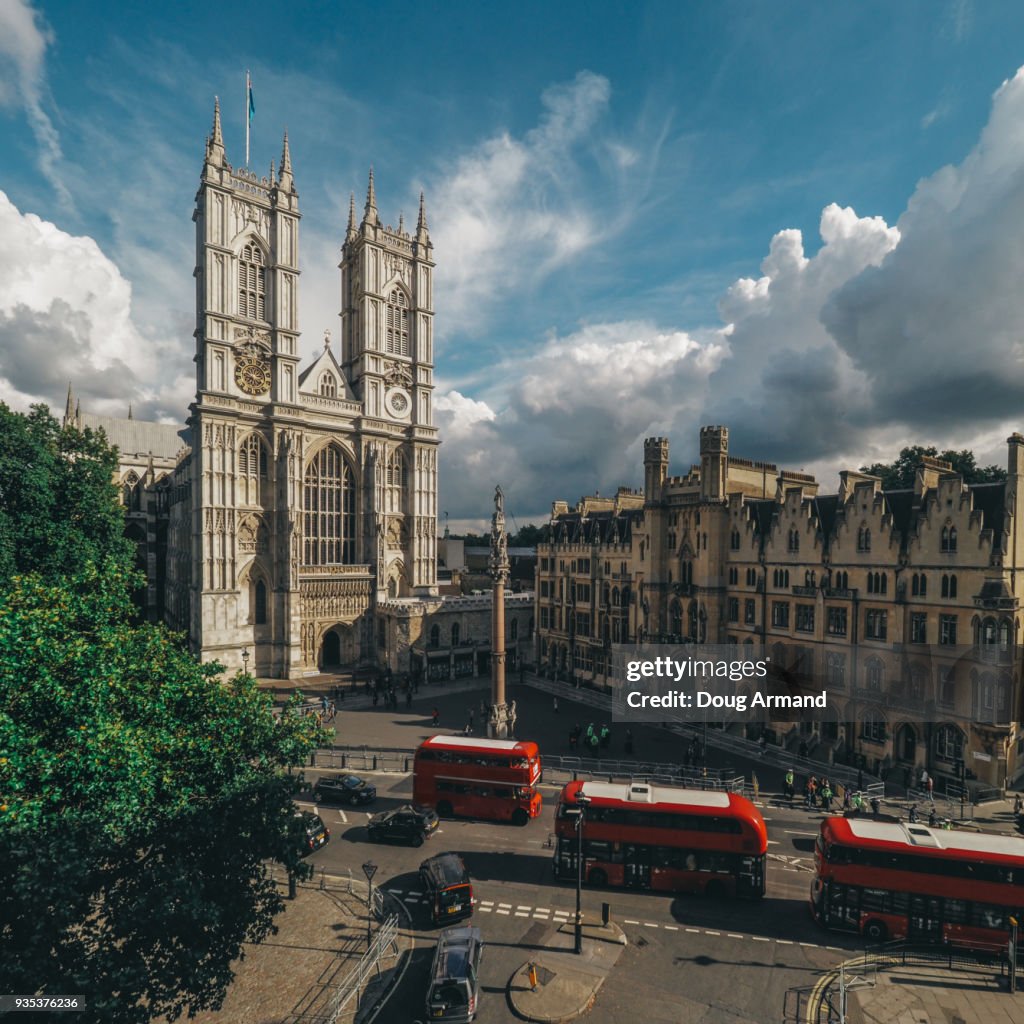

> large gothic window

[
  {"left": 385, "top": 288, "right": 410, "bottom": 356},
  {"left": 238, "top": 433, "right": 268, "bottom": 505},
  {"left": 239, "top": 241, "right": 266, "bottom": 322},
  {"left": 303, "top": 445, "right": 356, "bottom": 565},
  {"left": 254, "top": 579, "right": 267, "bottom": 625}
]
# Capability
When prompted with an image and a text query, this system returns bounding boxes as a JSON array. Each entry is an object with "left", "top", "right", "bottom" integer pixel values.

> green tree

[
  {"left": 0, "top": 561, "right": 326, "bottom": 1023},
  {"left": 0, "top": 403, "right": 132, "bottom": 586},
  {"left": 509, "top": 522, "right": 550, "bottom": 546},
  {"left": 860, "top": 445, "right": 1006, "bottom": 490}
]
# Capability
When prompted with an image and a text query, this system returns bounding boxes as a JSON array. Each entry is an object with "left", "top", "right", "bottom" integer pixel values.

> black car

[
  {"left": 297, "top": 811, "right": 330, "bottom": 856},
  {"left": 314, "top": 774, "right": 377, "bottom": 806},
  {"left": 366, "top": 804, "right": 440, "bottom": 846}
]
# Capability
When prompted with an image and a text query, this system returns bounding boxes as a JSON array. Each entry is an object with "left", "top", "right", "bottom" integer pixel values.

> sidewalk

[
  {"left": 163, "top": 870, "right": 411, "bottom": 1024},
  {"left": 830, "top": 958, "right": 1024, "bottom": 1024},
  {"left": 507, "top": 921, "right": 627, "bottom": 1023}
]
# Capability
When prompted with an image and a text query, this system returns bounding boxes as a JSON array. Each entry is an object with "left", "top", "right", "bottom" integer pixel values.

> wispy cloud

[{"left": 0, "top": 0, "right": 70, "bottom": 208}]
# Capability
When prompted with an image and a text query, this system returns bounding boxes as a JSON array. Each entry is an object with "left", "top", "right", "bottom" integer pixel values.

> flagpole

[{"left": 245, "top": 70, "right": 250, "bottom": 166}]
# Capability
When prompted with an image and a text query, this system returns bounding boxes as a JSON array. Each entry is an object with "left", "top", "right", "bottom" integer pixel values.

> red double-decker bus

[
  {"left": 811, "top": 816, "right": 1024, "bottom": 947},
  {"left": 412, "top": 736, "right": 542, "bottom": 826},
  {"left": 553, "top": 780, "right": 767, "bottom": 898}
]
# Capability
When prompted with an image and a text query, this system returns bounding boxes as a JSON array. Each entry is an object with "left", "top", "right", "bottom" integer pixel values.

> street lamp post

[
  {"left": 362, "top": 860, "right": 378, "bottom": 948},
  {"left": 241, "top": 647, "right": 250, "bottom": 676},
  {"left": 570, "top": 793, "right": 591, "bottom": 954}
]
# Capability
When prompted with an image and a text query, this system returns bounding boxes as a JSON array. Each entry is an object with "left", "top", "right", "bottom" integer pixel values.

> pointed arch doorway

[{"left": 319, "top": 624, "right": 358, "bottom": 669}]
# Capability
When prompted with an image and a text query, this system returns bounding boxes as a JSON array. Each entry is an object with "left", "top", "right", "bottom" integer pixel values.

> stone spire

[
  {"left": 363, "top": 167, "right": 379, "bottom": 226},
  {"left": 278, "top": 130, "right": 294, "bottom": 190},
  {"left": 397, "top": 211, "right": 404, "bottom": 234},
  {"left": 346, "top": 191, "right": 357, "bottom": 239},
  {"left": 205, "top": 97, "right": 225, "bottom": 168},
  {"left": 416, "top": 191, "right": 431, "bottom": 249},
  {"left": 64, "top": 381, "right": 74, "bottom": 422},
  {"left": 128, "top": 403, "right": 133, "bottom": 420}
]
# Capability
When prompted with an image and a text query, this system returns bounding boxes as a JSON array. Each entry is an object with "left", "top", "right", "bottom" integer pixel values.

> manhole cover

[{"left": 534, "top": 965, "right": 555, "bottom": 987}]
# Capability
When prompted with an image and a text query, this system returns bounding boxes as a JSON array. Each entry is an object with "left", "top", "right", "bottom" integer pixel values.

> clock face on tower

[{"left": 234, "top": 356, "right": 271, "bottom": 396}]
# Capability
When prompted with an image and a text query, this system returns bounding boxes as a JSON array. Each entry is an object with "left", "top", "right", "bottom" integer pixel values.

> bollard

[
  {"left": 527, "top": 962, "right": 538, "bottom": 991},
  {"left": 373, "top": 755, "right": 378, "bottom": 770},
  {"left": 602, "top": 902, "right": 610, "bottom": 926}
]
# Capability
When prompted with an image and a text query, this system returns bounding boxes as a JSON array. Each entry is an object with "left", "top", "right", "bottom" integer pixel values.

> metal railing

[
  {"left": 320, "top": 914, "right": 399, "bottom": 1023},
  {"left": 311, "top": 745, "right": 414, "bottom": 773}
]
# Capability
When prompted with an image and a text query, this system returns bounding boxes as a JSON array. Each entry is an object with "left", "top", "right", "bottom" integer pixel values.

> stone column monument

[{"left": 488, "top": 485, "right": 514, "bottom": 738}]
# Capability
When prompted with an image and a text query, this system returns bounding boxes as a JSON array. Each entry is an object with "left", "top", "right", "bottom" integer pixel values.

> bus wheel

[
  {"left": 705, "top": 880, "right": 726, "bottom": 900},
  {"left": 512, "top": 809, "right": 529, "bottom": 827},
  {"left": 863, "top": 919, "right": 887, "bottom": 943},
  {"left": 587, "top": 868, "right": 608, "bottom": 887},
  {"left": 437, "top": 800, "right": 454, "bottom": 819}
]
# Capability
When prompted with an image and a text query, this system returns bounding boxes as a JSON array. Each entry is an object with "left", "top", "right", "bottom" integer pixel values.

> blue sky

[{"left": 3, "top": 1, "right": 1024, "bottom": 527}]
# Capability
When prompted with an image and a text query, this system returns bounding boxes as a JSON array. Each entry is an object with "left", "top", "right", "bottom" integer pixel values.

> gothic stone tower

[
  {"left": 185, "top": 102, "right": 440, "bottom": 678},
  {"left": 340, "top": 172, "right": 440, "bottom": 601}
]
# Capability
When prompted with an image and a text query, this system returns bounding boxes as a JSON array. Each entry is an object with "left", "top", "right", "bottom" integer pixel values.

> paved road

[{"left": 300, "top": 764, "right": 855, "bottom": 1023}]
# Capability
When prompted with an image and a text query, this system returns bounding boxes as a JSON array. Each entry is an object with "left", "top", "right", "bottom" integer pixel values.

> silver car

[{"left": 425, "top": 925, "right": 483, "bottom": 1022}]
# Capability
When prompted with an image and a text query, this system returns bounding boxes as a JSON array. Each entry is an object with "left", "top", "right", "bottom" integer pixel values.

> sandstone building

[{"left": 536, "top": 427, "right": 1024, "bottom": 789}]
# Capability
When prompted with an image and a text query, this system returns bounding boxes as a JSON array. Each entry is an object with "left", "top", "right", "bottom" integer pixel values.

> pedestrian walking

[
  {"left": 372, "top": 690, "right": 379, "bottom": 707},
  {"left": 928, "top": 807, "right": 938, "bottom": 827},
  {"left": 569, "top": 730, "right": 578, "bottom": 752},
  {"left": 758, "top": 734, "right": 767, "bottom": 756},
  {"left": 468, "top": 710, "right": 475, "bottom": 732},
  {"left": 842, "top": 786, "right": 852, "bottom": 811},
  {"left": 624, "top": 729, "right": 634, "bottom": 756},
  {"left": 926, "top": 774, "right": 934, "bottom": 803},
  {"left": 406, "top": 689, "right": 413, "bottom": 708},
  {"left": 821, "top": 782, "right": 833, "bottom": 812},
  {"left": 798, "top": 739, "right": 808, "bottom": 759},
  {"left": 432, "top": 706, "right": 439, "bottom": 726},
  {"left": 321, "top": 695, "right": 330, "bottom": 715},
  {"left": 328, "top": 700, "right": 336, "bottom": 721},
  {"left": 784, "top": 769, "right": 795, "bottom": 802},
  {"left": 588, "top": 731, "right": 599, "bottom": 755},
  {"left": 1015, "top": 793, "right": 1023, "bottom": 816},
  {"left": 600, "top": 724, "right": 611, "bottom": 750},
  {"left": 908, "top": 803, "right": 917, "bottom": 823},
  {"left": 464, "top": 721, "right": 472, "bottom": 735}
]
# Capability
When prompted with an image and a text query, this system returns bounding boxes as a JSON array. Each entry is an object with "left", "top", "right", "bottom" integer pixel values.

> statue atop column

[{"left": 488, "top": 483, "right": 512, "bottom": 736}]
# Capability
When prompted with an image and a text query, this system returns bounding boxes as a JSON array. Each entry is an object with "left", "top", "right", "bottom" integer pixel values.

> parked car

[
  {"left": 296, "top": 811, "right": 330, "bottom": 856},
  {"left": 425, "top": 925, "right": 483, "bottom": 1022},
  {"left": 314, "top": 773, "right": 377, "bottom": 806},
  {"left": 366, "top": 804, "right": 439, "bottom": 846}
]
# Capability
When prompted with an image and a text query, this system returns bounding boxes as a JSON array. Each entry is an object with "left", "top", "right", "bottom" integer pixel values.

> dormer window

[{"left": 239, "top": 241, "right": 266, "bottom": 321}]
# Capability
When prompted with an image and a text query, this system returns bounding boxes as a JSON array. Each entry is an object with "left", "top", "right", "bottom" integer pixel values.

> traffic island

[{"left": 508, "top": 921, "right": 627, "bottom": 1023}]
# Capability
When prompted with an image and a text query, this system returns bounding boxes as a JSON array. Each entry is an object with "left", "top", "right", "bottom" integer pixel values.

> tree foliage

[
  {"left": 0, "top": 403, "right": 133, "bottom": 586},
  {"left": 860, "top": 445, "right": 1006, "bottom": 491},
  {"left": 0, "top": 562, "right": 326, "bottom": 1022}
]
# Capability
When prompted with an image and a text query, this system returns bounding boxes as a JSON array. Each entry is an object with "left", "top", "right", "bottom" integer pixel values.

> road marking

[
  {"left": 387, "top": 889, "right": 403, "bottom": 894},
  {"left": 727, "top": 933, "right": 744, "bottom": 939},
  {"left": 800, "top": 942, "right": 816, "bottom": 947},
  {"left": 517, "top": 905, "right": 531, "bottom": 911},
  {"left": 685, "top": 928, "right": 700, "bottom": 933},
  {"left": 777, "top": 940, "right": 793, "bottom": 945},
  {"left": 496, "top": 909, "right": 510, "bottom": 915},
  {"left": 478, "top": 906, "right": 492, "bottom": 913},
  {"left": 536, "top": 907, "right": 551, "bottom": 914},
  {"left": 498, "top": 903, "right": 512, "bottom": 910},
  {"left": 752, "top": 936, "right": 769, "bottom": 942},
  {"left": 664, "top": 925, "right": 678, "bottom": 931},
  {"left": 644, "top": 922, "right": 659, "bottom": 928},
  {"left": 515, "top": 912, "right": 530, "bottom": 917},
  {"left": 624, "top": 919, "right": 640, "bottom": 924},
  {"left": 783, "top": 830, "right": 818, "bottom": 837},
  {"left": 480, "top": 901, "right": 494, "bottom": 907},
  {"left": 767, "top": 840, "right": 780, "bottom": 845},
  {"left": 337, "top": 810, "right": 348, "bottom": 823}
]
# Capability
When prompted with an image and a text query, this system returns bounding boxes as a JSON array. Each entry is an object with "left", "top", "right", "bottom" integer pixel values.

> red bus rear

[
  {"left": 811, "top": 816, "right": 1024, "bottom": 948},
  {"left": 413, "top": 735, "right": 542, "bottom": 826},
  {"left": 553, "top": 780, "right": 767, "bottom": 898}
]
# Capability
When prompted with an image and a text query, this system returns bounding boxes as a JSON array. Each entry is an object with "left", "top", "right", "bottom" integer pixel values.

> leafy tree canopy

[
  {"left": 860, "top": 445, "right": 1006, "bottom": 491},
  {"left": 448, "top": 523, "right": 549, "bottom": 546},
  {"left": 0, "top": 403, "right": 132, "bottom": 586},
  {"left": 0, "top": 561, "right": 326, "bottom": 1023}
]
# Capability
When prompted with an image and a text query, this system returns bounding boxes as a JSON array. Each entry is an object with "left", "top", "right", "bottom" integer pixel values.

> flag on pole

[{"left": 245, "top": 71, "right": 255, "bottom": 165}]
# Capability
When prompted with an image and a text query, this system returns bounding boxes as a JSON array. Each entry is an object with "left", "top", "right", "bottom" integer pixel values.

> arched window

[
  {"left": 238, "top": 240, "right": 266, "bottom": 321},
  {"left": 912, "top": 574, "right": 919, "bottom": 597},
  {"left": 451, "top": 623, "right": 460, "bottom": 646},
  {"left": 611, "top": 587, "right": 620, "bottom": 607},
  {"left": 919, "top": 573, "right": 927, "bottom": 597},
  {"left": 730, "top": 528, "right": 741, "bottom": 550},
  {"left": 949, "top": 574, "right": 957, "bottom": 599},
  {"left": 303, "top": 445, "right": 356, "bottom": 565},
  {"left": 239, "top": 433, "right": 268, "bottom": 505},
  {"left": 318, "top": 372, "right": 337, "bottom": 398},
  {"left": 429, "top": 625, "right": 440, "bottom": 648},
  {"left": 254, "top": 578, "right": 267, "bottom": 625},
  {"left": 670, "top": 600, "right": 683, "bottom": 637},
  {"left": 949, "top": 526, "right": 957, "bottom": 552},
  {"left": 123, "top": 471, "right": 141, "bottom": 512},
  {"left": 688, "top": 602, "right": 698, "bottom": 639},
  {"left": 880, "top": 573, "right": 887, "bottom": 595},
  {"left": 385, "top": 288, "right": 410, "bottom": 356},
  {"left": 867, "top": 573, "right": 874, "bottom": 594}
]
